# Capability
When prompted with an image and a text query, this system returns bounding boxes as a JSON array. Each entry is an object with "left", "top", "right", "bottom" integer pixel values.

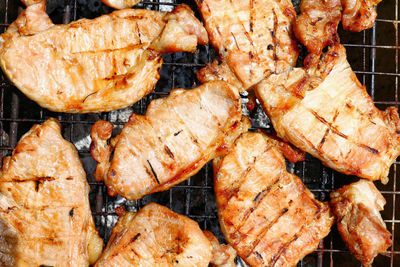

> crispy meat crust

[
  {"left": 91, "top": 81, "right": 249, "bottom": 200},
  {"left": 330, "top": 180, "right": 392, "bottom": 266},
  {"left": 0, "top": 1, "right": 207, "bottom": 113},
  {"left": 255, "top": 44, "right": 400, "bottom": 182},
  {"left": 0, "top": 118, "right": 103, "bottom": 266},
  {"left": 214, "top": 132, "right": 334, "bottom": 267}
]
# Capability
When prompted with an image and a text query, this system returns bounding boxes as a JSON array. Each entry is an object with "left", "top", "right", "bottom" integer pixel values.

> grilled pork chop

[
  {"left": 214, "top": 132, "right": 334, "bottom": 267},
  {"left": 0, "top": 0, "right": 208, "bottom": 113},
  {"left": 100, "top": 0, "right": 140, "bottom": 9},
  {"left": 341, "top": 0, "right": 382, "bottom": 31},
  {"left": 255, "top": 44, "right": 400, "bottom": 182},
  {"left": 91, "top": 81, "right": 249, "bottom": 200},
  {"left": 294, "top": 0, "right": 382, "bottom": 54},
  {"left": 330, "top": 180, "right": 392, "bottom": 266},
  {"left": 195, "top": 0, "right": 298, "bottom": 92},
  {"left": 94, "top": 203, "right": 236, "bottom": 267},
  {"left": 0, "top": 118, "right": 103, "bottom": 266},
  {"left": 294, "top": 0, "right": 342, "bottom": 55}
]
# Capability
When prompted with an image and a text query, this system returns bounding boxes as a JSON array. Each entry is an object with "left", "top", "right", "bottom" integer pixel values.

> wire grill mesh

[{"left": 0, "top": 0, "right": 399, "bottom": 266}]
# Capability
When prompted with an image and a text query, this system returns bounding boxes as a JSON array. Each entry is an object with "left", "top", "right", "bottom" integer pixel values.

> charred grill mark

[
  {"left": 332, "top": 109, "right": 340, "bottom": 122},
  {"left": 72, "top": 44, "right": 144, "bottom": 55},
  {"left": 290, "top": 77, "right": 309, "bottom": 99},
  {"left": 254, "top": 251, "right": 264, "bottom": 264},
  {"left": 231, "top": 32, "right": 240, "bottom": 50},
  {"left": 136, "top": 22, "right": 142, "bottom": 44},
  {"left": 11, "top": 177, "right": 55, "bottom": 183},
  {"left": 243, "top": 29, "right": 254, "bottom": 47},
  {"left": 309, "top": 108, "right": 380, "bottom": 155},
  {"left": 35, "top": 181, "right": 41, "bottom": 192},
  {"left": 238, "top": 177, "right": 280, "bottom": 231},
  {"left": 358, "top": 144, "right": 379, "bottom": 154},
  {"left": 1, "top": 206, "right": 16, "bottom": 213},
  {"left": 224, "top": 147, "right": 271, "bottom": 204},
  {"left": 82, "top": 92, "right": 97, "bottom": 103},
  {"left": 271, "top": 8, "right": 278, "bottom": 68},
  {"left": 131, "top": 233, "right": 141, "bottom": 243},
  {"left": 270, "top": 207, "right": 324, "bottom": 266},
  {"left": 147, "top": 160, "right": 160, "bottom": 184},
  {"left": 190, "top": 136, "right": 199, "bottom": 144},
  {"left": 169, "top": 106, "right": 202, "bottom": 151},
  {"left": 310, "top": 109, "right": 328, "bottom": 125},
  {"left": 270, "top": 234, "right": 299, "bottom": 266},
  {"left": 309, "top": 109, "right": 348, "bottom": 139},
  {"left": 245, "top": 206, "right": 290, "bottom": 257},
  {"left": 317, "top": 128, "right": 330, "bottom": 151},
  {"left": 249, "top": 0, "right": 254, "bottom": 33},
  {"left": 164, "top": 145, "right": 175, "bottom": 159}
]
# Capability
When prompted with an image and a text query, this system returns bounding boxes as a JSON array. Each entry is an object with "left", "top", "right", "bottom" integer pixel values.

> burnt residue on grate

[{"left": 0, "top": 0, "right": 399, "bottom": 266}]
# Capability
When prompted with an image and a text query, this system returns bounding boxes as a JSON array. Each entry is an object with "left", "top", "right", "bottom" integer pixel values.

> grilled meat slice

[
  {"left": 330, "top": 180, "right": 392, "bottom": 266},
  {"left": 214, "top": 132, "right": 334, "bottom": 267},
  {"left": 255, "top": 44, "right": 400, "bottom": 182},
  {"left": 294, "top": 0, "right": 342, "bottom": 55},
  {"left": 0, "top": 118, "right": 103, "bottom": 266},
  {"left": 195, "top": 0, "right": 298, "bottom": 92},
  {"left": 0, "top": 1, "right": 207, "bottom": 113},
  {"left": 100, "top": 0, "right": 141, "bottom": 9},
  {"left": 94, "top": 203, "right": 231, "bottom": 266},
  {"left": 203, "top": 230, "right": 237, "bottom": 267},
  {"left": 294, "top": 0, "right": 382, "bottom": 53},
  {"left": 342, "top": 0, "right": 382, "bottom": 32},
  {"left": 91, "top": 81, "right": 249, "bottom": 200}
]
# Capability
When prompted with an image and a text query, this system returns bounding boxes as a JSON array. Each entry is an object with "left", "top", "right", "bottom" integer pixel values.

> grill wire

[{"left": 1, "top": 0, "right": 399, "bottom": 266}]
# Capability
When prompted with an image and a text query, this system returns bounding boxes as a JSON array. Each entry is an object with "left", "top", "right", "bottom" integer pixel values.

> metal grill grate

[{"left": 0, "top": 0, "right": 399, "bottom": 266}]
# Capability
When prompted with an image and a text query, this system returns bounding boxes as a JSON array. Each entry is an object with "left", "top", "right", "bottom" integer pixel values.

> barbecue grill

[{"left": 0, "top": 0, "right": 399, "bottom": 266}]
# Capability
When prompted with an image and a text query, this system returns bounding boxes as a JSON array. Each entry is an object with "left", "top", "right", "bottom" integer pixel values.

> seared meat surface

[
  {"left": 0, "top": 118, "right": 103, "bottom": 266},
  {"left": 0, "top": 0, "right": 207, "bottom": 113},
  {"left": 195, "top": 0, "right": 298, "bottom": 92},
  {"left": 342, "top": 0, "right": 382, "bottom": 31},
  {"left": 294, "top": 0, "right": 342, "bottom": 55},
  {"left": 330, "top": 180, "right": 392, "bottom": 266},
  {"left": 214, "top": 132, "right": 334, "bottom": 267},
  {"left": 294, "top": 0, "right": 382, "bottom": 53},
  {"left": 100, "top": 0, "right": 141, "bottom": 9},
  {"left": 91, "top": 81, "right": 249, "bottom": 200},
  {"left": 255, "top": 45, "right": 400, "bottom": 182},
  {"left": 95, "top": 203, "right": 213, "bottom": 267}
]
